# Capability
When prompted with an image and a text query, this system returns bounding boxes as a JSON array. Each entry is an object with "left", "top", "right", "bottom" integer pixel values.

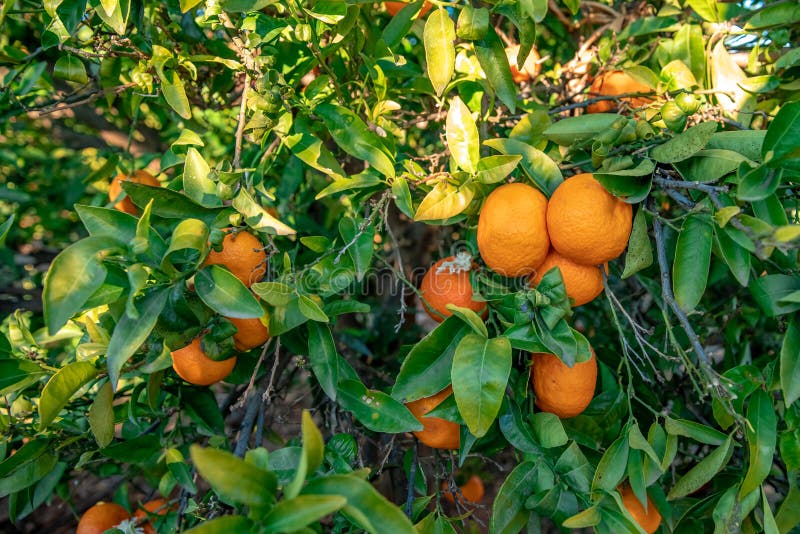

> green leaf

[
  {"left": 622, "top": 208, "right": 653, "bottom": 279},
  {"left": 413, "top": 181, "right": 474, "bottom": 222},
  {"left": 122, "top": 182, "right": 223, "bottom": 223},
  {"left": 714, "top": 227, "right": 751, "bottom": 287},
  {"left": 446, "top": 96, "right": 480, "bottom": 172},
  {"left": 180, "top": 0, "right": 203, "bottom": 12},
  {"left": 53, "top": 55, "right": 88, "bottom": 84},
  {"left": 451, "top": 334, "right": 512, "bottom": 438},
  {"left": 672, "top": 24, "right": 706, "bottom": 85},
  {"left": 591, "top": 434, "right": 629, "bottom": 492},
  {"left": 0, "top": 451, "right": 57, "bottom": 498},
  {"left": 776, "top": 483, "right": 800, "bottom": 533},
  {"left": 0, "top": 359, "right": 47, "bottom": 396},
  {"left": 745, "top": 3, "right": 800, "bottom": 29},
  {"left": 161, "top": 68, "right": 192, "bottom": 119},
  {"left": 667, "top": 435, "right": 733, "bottom": 499},
  {"left": 306, "top": 322, "right": 342, "bottom": 401},
  {"left": 423, "top": 8, "right": 455, "bottom": 96},
  {"left": 707, "top": 130, "right": 766, "bottom": 162},
  {"left": 88, "top": 381, "right": 115, "bottom": 448},
  {"left": 337, "top": 380, "right": 423, "bottom": 433},
  {"left": 749, "top": 275, "right": 800, "bottom": 317},
  {"left": 0, "top": 213, "right": 14, "bottom": 247},
  {"left": 183, "top": 148, "right": 221, "bottom": 207},
  {"left": 284, "top": 410, "right": 326, "bottom": 499},
  {"left": 456, "top": 5, "right": 489, "bottom": 40},
  {"left": 195, "top": 265, "right": 263, "bottom": 318},
  {"left": 253, "top": 282, "right": 294, "bottom": 307},
  {"left": 483, "top": 138, "right": 562, "bottom": 196},
  {"left": 285, "top": 129, "right": 346, "bottom": 180},
  {"left": 542, "top": 114, "right": 620, "bottom": 146},
  {"left": 763, "top": 100, "right": 800, "bottom": 164},
  {"left": 446, "top": 305, "right": 488, "bottom": 337},
  {"left": 160, "top": 218, "right": 209, "bottom": 275},
  {"left": 43, "top": 236, "right": 120, "bottom": 334},
  {"left": 474, "top": 27, "right": 517, "bottom": 112},
  {"left": 339, "top": 217, "right": 374, "bottom": 282},
  {"left": 298, "top": 294, "right": 329, "bottom": 323},
  {"left": 94, "top": 0, "right": 130, "bottom": 34},
  {"left": 563, "top": 505, "right": 601, "bottom": 529},
  {"left": 38, "top": 361, "right": 98, "bottom": 430},
  {"left": 651, "top": 121, "right": 718, "bottom": 163},
  {"left": 263, "top": 495, "right": 347, "bottom": 533},
  {"left": 489, "top": 461, "right": 541, "bottom": 534},
  {"left": 530, "top": 412, "right": 568, "bottom": 448},
  {"left": 233, "top": 188, "right": 296, "bottom": 236},
  {"left": 781, "top": 318, "right": 800, "bottom": 408},
  {"left": 664, "top": 416, "right": 727, "bottom": 445},
  {"left": 475, "top": 155, "right": 522, "bottom": 184},
  {"left": 190, "top": 445, "right": 277, "bottom": 506},
  {"left": 737, "top": 164, "right": 782, "bottom": 202},
  {"left": 302, "top": 474, "right": 415, "bottom": 534},
  {"left": 740, "top": 389, "right": 777, "bottom": 497},
  {"left": 672, "top": 213, "right": 713, "bottom": 312},
  {"left": 392, "top": 317, "right": 470, "bottom": 402},
  {"left": 379, "top": 1, "right": 421, "bottom": 48},
  {"left": 305, "top": 0, "right": 347, "bottom": 24},
  {"left": 106, "top": 288, "right": 169, "bottom": 390},
  {"left": 675, "top": 149, "right": 749, "bottom": 184},
  {"left": 594, "top": 159, "right": 654, "bottom": 202},
  {"left": 316, "top": 103, "right": 395, "bottom": 178},
  {"left": 184, "top": 516, "right": 253, "bottom": 533}
]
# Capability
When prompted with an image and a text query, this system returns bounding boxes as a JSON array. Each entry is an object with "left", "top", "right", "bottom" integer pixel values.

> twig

[{"left": 233, "top": 73, "right": 251, "bottom": 169}]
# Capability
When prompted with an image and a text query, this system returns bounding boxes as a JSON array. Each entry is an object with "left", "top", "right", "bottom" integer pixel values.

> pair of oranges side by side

[{"left": 76, "top": 499, "right": 174, "bottom": 534}]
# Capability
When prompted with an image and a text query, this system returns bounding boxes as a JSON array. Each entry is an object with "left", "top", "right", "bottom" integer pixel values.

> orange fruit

[
  {"left": 477, "top": 182, "right": 549, "bottom": 277},
  {"left": 505, "top": 45, "right": 541, "bottom": 83},
  {"left": 76, "top": 502, "right": 131, "bottom": 534},
  {"left": 384, "top": 1, "right": 432, "bottom": 17},
  {"left": 229, "top": 314, "right": 270, "bottom": 351},
  {"left": 586, "top": 71, "right": 654, "bottom": 114},
  {"left": 134, "top": 498, "right": 174, "bottom": 534},
  {"left": 530, "top": 349, "right": 597, "bottom": 418},
  {"left": 546, "top": 173, "right": 632, "bottom": 266},
  {"left": 405, "top": 386, "right": 460, "bottom": 449},
  {"left": 442, "top": 474, "right": 485, "bottom": 504},
  {"left": 531, "top": 249, "right": 606, "bottom": 307},
  {"left": 620, "top": 484, "right": 662, "bottom": 534},
  {"left": 108, "top": 170, "right": 160, "bottom": 215},
  {"left": 203, "top": 229, "right": 267, "bottom": 287},
  {"left": 171, "top": 337, "right": 237, "bottom": 386},
  {"left": 419, "top": 255, "right": 486, "bottom": 323}
]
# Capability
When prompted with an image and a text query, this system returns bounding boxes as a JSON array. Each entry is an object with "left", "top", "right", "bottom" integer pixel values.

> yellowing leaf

[
  {"left": 446, "top": 96, "right": 479, "bottom": 172},
  {"left": 413, "top": 181, "right": 474, "bottom": 221},
  {"left": 710, "top": 41, "right": 756, "bottom": 127},
  {"left": 424, "top": 9, "right": 455, "bottom": 96}
]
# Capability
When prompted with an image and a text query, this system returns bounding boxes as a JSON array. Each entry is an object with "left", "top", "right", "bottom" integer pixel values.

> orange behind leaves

[
  {"left": 229, "top": 315, "right": 270, "bottom": 351},
  {"left": 442, "top": 474, "right": 485, "bottom": 505},
  {"left": 477, "top": 182, "right": 550, "bottom": 277},
  {"left": 171, "top": 337, "right": 237, "bottom": 386},
  {"left": 134, "top": 499, "right": 175, "bottom": 534},
  {"left": 76, "top": 502, "right": 131, "bottom": 534},
  {"left": 506, "top": 45, "right": 541, "bottom": 83},
  {"left": 620, "top": 484, "right": 662, "bottom": 534},
  {"left": 530, "top": 349, "right": 597, "bottom": 418},
  {"left": 203, "top": 229, "right": 267, "bottom": 287},
  {"left": 586, "top": 71, "right": 655, "bottom": 114},
  {"left": 405, "top": 386, "right": 460, "bottom": 449},
  {"left": 108, "top": 170, "right": 160, "bottom": 215},
  {"left": 384, "top": 1, "right": 432, "bottom": 17},
  {"left": 420, "top": 255, "right": 486, "bottom": 323},
  {"left": 531, "top": 249, "right": 606, "bottom": 307},
  {"left": 546, "top": 173, "right": 632, "bottom": 266}
]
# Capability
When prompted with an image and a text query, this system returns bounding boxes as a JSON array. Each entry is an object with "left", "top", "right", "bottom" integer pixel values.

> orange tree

[{"left": 1, "top": 1, "right": 799, "bottom": 532}]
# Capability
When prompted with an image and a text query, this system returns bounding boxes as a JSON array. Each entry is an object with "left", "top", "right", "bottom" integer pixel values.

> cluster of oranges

[
  {"left": 109, "top": 172, "right": 270, "bottom": 387},
  {"left": 414, "top": 172, "right": 632, "bottom": 431},
  {"left": 76, "top": 498, "right": 173, "bottom": 534}
]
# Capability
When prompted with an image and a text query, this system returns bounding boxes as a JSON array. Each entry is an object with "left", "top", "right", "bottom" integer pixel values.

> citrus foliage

[{"left": 1, "top": 0, "right": 800, "bottom": 533}]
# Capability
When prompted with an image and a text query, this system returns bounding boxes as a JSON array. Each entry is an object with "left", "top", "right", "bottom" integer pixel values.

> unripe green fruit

[
  {"left": 675, "top": 93, "right": 700, "bottom": 114},
  {"left": 661, "top": 101, "right": 687, "bottom": 133}
]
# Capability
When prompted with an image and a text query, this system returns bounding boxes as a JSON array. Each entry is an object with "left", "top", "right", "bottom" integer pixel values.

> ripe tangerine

[
  {"left": 171, "top": 337, "right": 237, "bottom": 386},
  {"left": 586, "top": 71, "right": 654, "bottom": 114},
  {"left": 203, "top": 229, "right": 267, "bottom": 287},
  {"left": 505, "top": 45, "right": 541, "bottom": 83},
  {"left": 619, "top": 484, "right": 662, "bottom": 534},
  {"left": 477, "top": 182, "right": 549, "bottom": 277},
  {"left": 405, "top": 386, "right": 460, "bottom": 449},
  {"left": 419, "top": 254, "right": 486, "bottom": 323},
  {"left": 384, "top": 1, "right": 432, "bottom": 17},
  {"left": 134, "top": 498, "right": 175, "bottom": 534},
  {"left": 530, "top": 349, "right": 597, "bottom": 418},
  {"left": 546, "top": 173, "right": 632, "bottom": 266},
  {"left": 76, "top": 502, "right": 131, "bottom": 534},
  {"left": 229, "top": 314, "right": 270, "bottom": 351},
  {"left": 531, "top": 249, "right": 606, "bottom": 307},
  {"left": 108, "top": 170, "right": 160, "bottom": 215},
  {"left": 442, "top": 474, "right": 485, "bottom": 504}
]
